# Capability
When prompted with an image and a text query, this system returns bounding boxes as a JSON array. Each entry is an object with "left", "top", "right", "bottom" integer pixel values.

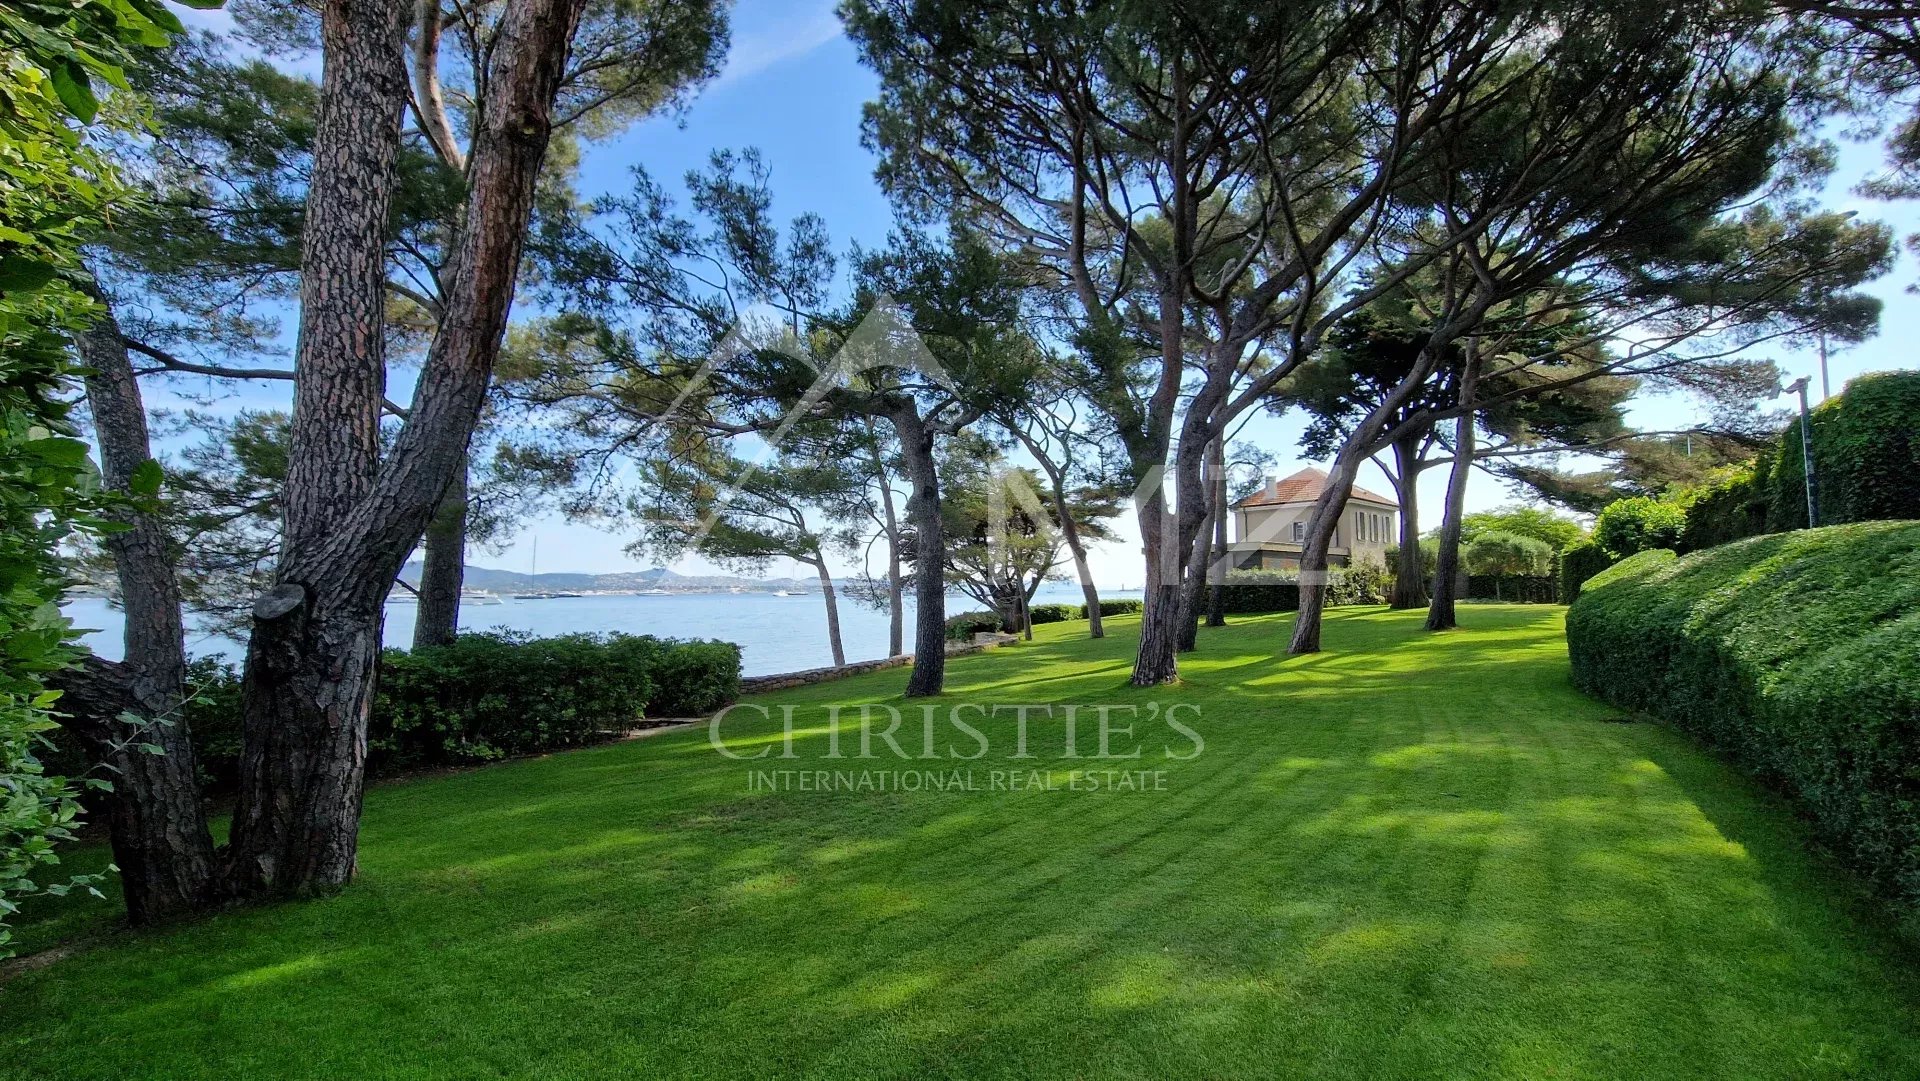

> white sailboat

[{"left": 515, "top": 538, "right": 559, "bottom": 600}]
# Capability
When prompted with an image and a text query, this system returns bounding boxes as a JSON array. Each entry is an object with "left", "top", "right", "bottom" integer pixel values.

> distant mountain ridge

[{"left": 398, "top": 562, "right": 816, "bottom": 593}]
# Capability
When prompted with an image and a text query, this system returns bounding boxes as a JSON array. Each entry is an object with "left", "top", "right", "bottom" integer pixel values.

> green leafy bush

[
  {"left": 0, "top": 0, "right": 202, "bottom": 960},
  {"left": 1465, "top": 531, "right": 1554, "bottom": 577},
  {"left": 1559, "top": 541, "right": 1615, "bottom": 603},
  {"left": 644, "top": 639, "right": 742, "bottom": 717},
  {"left": 945, "top": 611, "right": 1006, "bottom": 640},
  {"left": 1593, "top": 496, "right": 1686, "bottom": 558},
  {"left": 1675, "top": 464, "right": 1769, "bottom": 552},
  {"left": 1769, "top": 371, "right": 1920, "bottom": 530},
  {"left": 1332, "top": 556, "right": 1392, "bottom": 606},
  {"left": 1026, "top": 603, "right": 1077, "bottom": 624},
  {"left": 1566, "top": 523, "right": 1920, "bottom": 910},
  {"left": 1465, "top": 575, "right": 1559, "bottom": 603},
  {"left": 1206, "top": 574, "right": 1301, "bottom": 614},
  {"left": 161, "top": 633, "right": 740, "bottom": 784},
  {"left": 1079, "top": 599, "right": 1143, "bottom": 617}
]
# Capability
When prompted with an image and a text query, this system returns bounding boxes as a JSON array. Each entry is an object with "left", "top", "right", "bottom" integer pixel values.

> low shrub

[
  {"left": 1464, "top": 575, "right": 1558, "bottom": 603},
  {"left": 1080, "top": 599, "right": 1143, "bottom": 617},
  {"left": 945, "top": 611, "right": 1006, "bottom": 640},
  {"left": 1027, "top": 603, "right": 1078, "bottom": 625},
  {"left": 1566, "top": 522, "right": 1920, "bottom": 911},
  {"left": 639, "top": 638, "right": 741, "bottom": 717},
  {"left": 1206, "top": 575, "right": 1301, "bottom": 614},
  {"left": 1332, "top": 556, "right": 1392, "bottom": 606},
  {"left": 375, "top": 632, "right": 656, "bottom": 766},
  {"left": 1559, "top": 541, "right": 1615, "bottom": 603},
  {"left": 136, "top": 632, "right": 742, "bottom": 788}
]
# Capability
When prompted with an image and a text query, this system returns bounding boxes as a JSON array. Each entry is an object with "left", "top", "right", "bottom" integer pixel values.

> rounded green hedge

[
  {"left": 1558, "top": 541, "right": 1614, "bottom": 603},
  {"left": 1566, "top": 522, "right": 1920, "bottom": 909}
]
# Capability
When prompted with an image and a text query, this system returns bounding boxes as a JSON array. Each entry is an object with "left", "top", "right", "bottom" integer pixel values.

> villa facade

[{"left": 1228, "top": 467, "right": 1397, "bottom": 572}]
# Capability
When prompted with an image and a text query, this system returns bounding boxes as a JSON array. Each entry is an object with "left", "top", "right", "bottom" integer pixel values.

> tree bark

[
  {"left": 1131, "top": 492, "right": 1182, "bottom": 685},
  {"left": 1012, "top": 428, "right": 1103, "bottom": 638},
  {"left": 412, "top": 457, "right": 466, "bottom": 649},
  {"left": 1388, "top": 432, "right": 1430, "bottom": 609},
  {"left": 1286, "top": 457, "right": 1365, "bottom": 655},
  {"left": 866, "top": 426, "right": 904, "bottom": 656},
  {"left": 64, "top": 293, "right": 217, "bottom": 924},
  {"left": 811, "top": 555, "right": 847, "bottom": 667},
  {"left": 1133, "top": 428, "right": 1210, "bottom": 683},
  {"left": 1427, "top": 360, "right": 1481, "bottom": 631},
  {"left": 1206, "top": 437, "right": 1228, "bottom": 627},
  {"left": 893, "top": 408, "right": 946, "bottom": 697},
  {"left": 227, "top": 0, "right": 585, "bottom": 899}
]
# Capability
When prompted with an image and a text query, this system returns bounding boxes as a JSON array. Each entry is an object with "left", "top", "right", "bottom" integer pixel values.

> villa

[{"left": 1228, "top": 467, "right": 1398, "bottom": 572}]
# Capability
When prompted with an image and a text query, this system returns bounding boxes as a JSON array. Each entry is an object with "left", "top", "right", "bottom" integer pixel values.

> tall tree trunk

[
  {"left": 1286, "top": 457, "right": 1365, "bottom": 655},
  {"left": 62, "top": 291, "right": 217, "bottom": 924},
  {"left": 1133, "top": 422, "right": 1209, "bottom": 685},
  {"left": 1388, "top": 432, "right": 1429, "bottom": 610},
  {"left": 866, "top": 425, "right": 904, "bottom": 656},
  {"left": 412, "top": 456, "right": 466, "bottom": 649},
  {"left": 1131, "top": 493, "right": 1182, "bottom": 685},
  {"left": 226, "top": 0, "right": 414, "bottom": 899},
  {"left": 811, "top": 555, "right": 846, "bottom": 667},
  {"left": 894, "top": 408, "right": 945, "bottom": 697},
  {"left": 227, "top": 0, "right": 584, "bottom": 899},
  {"left": 1012, "top": 428, "right": 1102, "bottom": 638},
  {"left": 1206, "top": 437, "right": 1228, "bottom": 627},
  {"left": 1427, "top": 361, "right": 1481, "bottom": 631},
  {"left": 1175, "top": 510, "right": 1209, "bottom": 652}
]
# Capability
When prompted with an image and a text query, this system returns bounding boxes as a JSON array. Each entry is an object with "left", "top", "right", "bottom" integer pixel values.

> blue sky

[{"left": 176, "top": 1, "right": 1919, "bottom": 587}]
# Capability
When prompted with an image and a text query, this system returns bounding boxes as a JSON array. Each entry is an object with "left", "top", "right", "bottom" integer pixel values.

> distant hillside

[{"left": 398, "top": 562, "right": 815, "bottom": 593}]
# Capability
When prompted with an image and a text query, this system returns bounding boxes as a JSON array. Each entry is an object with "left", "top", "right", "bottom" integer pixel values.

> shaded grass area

[{"left": 4, "top": 607, "right": 1919, "bottom": 1079}]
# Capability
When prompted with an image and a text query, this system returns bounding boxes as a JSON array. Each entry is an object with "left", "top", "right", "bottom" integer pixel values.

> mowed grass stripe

[{"left": 4, "top": 606, "right": 1919, "bottom": 1080}]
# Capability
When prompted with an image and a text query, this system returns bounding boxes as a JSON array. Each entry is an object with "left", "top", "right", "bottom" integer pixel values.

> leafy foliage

[
  {"left": 0, "top": 0, "right": 201, "bottom": 957},
  {"left": 1464, "top": 531, "right": 1555, "bottom": 578},
  {"left": 1567, "top": 523, "right": 1920, "bottom": 911},
  {"left": 1592, "top": 496, "right": 1686, "bottom": 558},
  {"left": 122, "top": 633, "right": 741, "bottom": 787},
  {"left": 1026, "top": 603, "right": 1077, "bottom": 625},
  {"left": 1768, "top": 371, "right": 1920, "bottom": 530},
  {"left": 1672, "top": 463, "right": 1770, "bottom": 552},
  {"left": 1459, "top": 507, "right": 1585, "bottom": 551},
  {"left": 943, "top": 611, "right": 1006, "bottom": 641},
  {"left": 1559, "top": 541, "right": 1616, "bottom": 603},
  {"left": 1080, "top": 599, "right": 1141, "bottom": 618}
]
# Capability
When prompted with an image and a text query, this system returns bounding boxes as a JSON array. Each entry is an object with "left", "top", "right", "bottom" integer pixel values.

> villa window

[{"left": 1292, "top": 521, "right": 1305, "bottom": 542}]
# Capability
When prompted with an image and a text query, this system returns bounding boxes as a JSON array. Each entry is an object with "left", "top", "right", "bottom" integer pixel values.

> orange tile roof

[{"left": 1232, "top": 467, "right": 1396, "bottom": 509}]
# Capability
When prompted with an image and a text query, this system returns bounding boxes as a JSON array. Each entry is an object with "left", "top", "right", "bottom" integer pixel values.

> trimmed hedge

[
  {"left": 1204, "top": 580, "right": 1300, "bottom": 614},
  {"left": 1080, "top": 599, "right": 1143, "bottom": 617},
  {"left": 1769, "top": 370, "right": 1920, "bottom": 531},
  {"left": 1465, "top": 575, "right": 1558, "bottom": 603},
  {"left": 1566, "top": 523, "right": 1920, "bottom": 910},
  {"left": 945, "top": 611, "right": 1006, "bottom": 640},
  {"left": 1675, "top": 465, "right": 1769, "bottom": 552},
  {"left": 126, "top": 631, "right": 742, "bottom": 791},
  {"left": 1027, "top": 603, "right": 1078, "bottom": 625},
  {"left": 1559, "top": 541, "right": 1614, "bottom": 603}
]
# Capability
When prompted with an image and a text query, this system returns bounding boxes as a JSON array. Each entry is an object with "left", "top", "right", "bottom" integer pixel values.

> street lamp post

[{"left": 1788, "top": 376, "right": 1819, "bottom": 529}]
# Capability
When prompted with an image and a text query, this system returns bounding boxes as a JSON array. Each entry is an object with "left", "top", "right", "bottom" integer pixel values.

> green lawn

[{"left": 5, "top": 607, "right": 1919, "bottom": 1079}]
